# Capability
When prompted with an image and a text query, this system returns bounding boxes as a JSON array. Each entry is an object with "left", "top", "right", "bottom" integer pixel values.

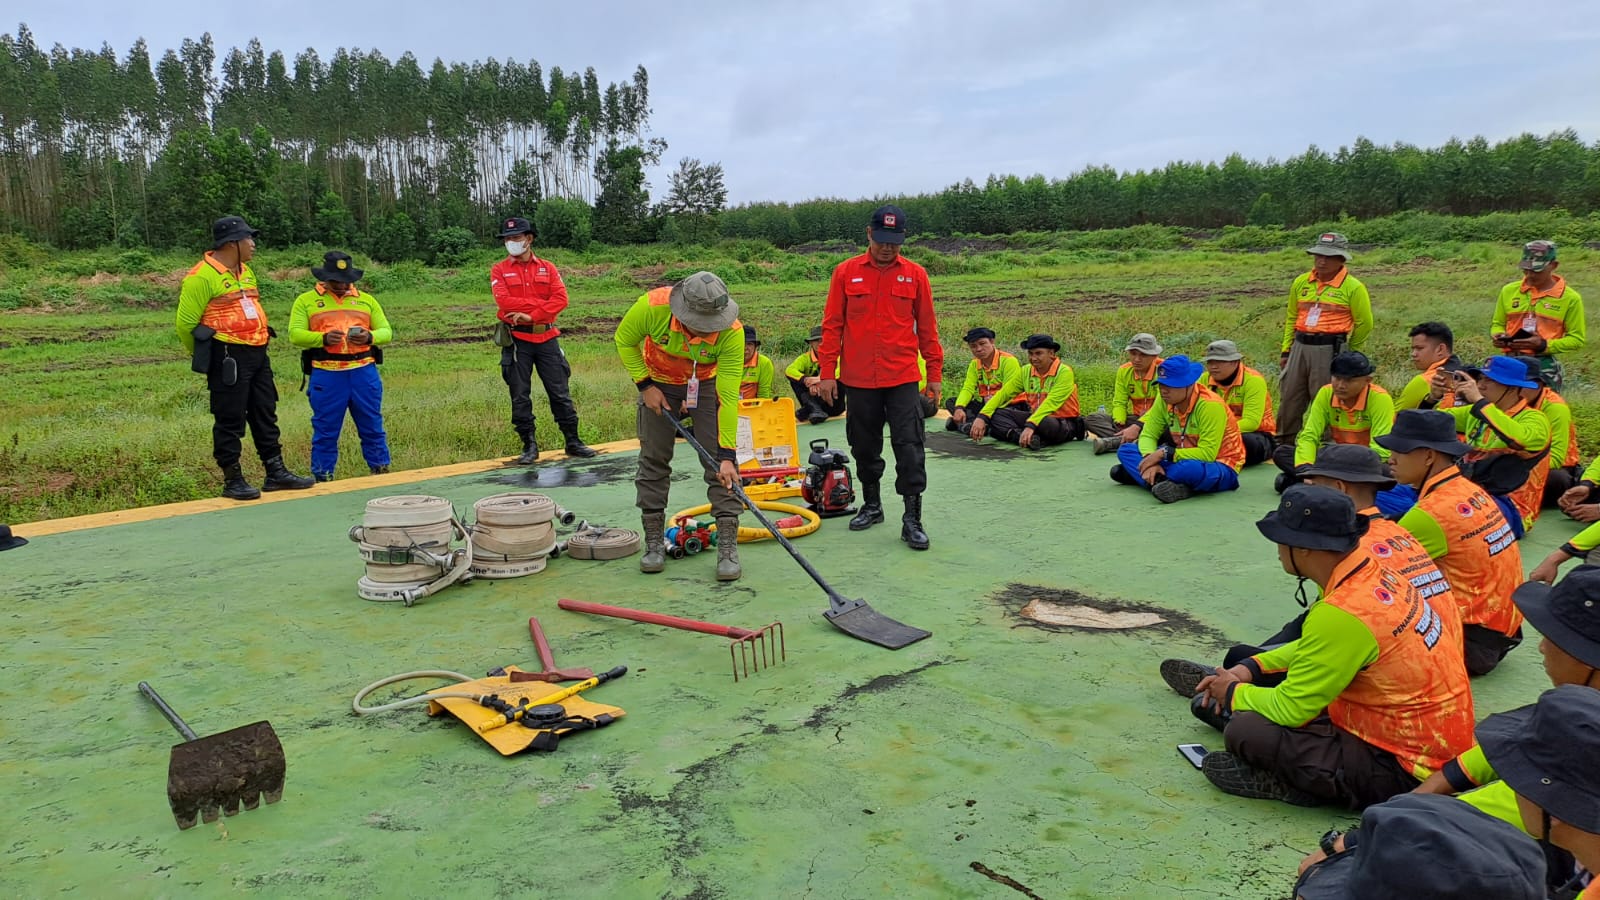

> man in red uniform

[
  {"left": 491, "top": 216, "right": 596, "bottom": 464},
  {"left": 815, "top": 205, "right": 943, "bottom": 551}
]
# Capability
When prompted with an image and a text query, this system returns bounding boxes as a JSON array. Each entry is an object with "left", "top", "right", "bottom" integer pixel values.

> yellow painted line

[{"left": 14, "top": 438, "right": 644, "bottom": 538}]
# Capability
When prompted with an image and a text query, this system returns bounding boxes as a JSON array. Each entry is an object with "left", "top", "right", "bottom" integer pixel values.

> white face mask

[{"left": 504, "top": 240, "right": 529, "bottom": 257}]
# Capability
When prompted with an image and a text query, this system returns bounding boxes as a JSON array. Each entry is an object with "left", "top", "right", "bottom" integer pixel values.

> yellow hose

[{"left": 670, "top": 501, "right": 821, "bottom": 543}]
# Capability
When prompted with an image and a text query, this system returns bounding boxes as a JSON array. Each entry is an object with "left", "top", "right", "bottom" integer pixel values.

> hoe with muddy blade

[
  {"left": 670, "top": 417, "right": 930, "bottom": 650},
  {"left": 138, "top": 681, "right": 286, "bottom": 830}
]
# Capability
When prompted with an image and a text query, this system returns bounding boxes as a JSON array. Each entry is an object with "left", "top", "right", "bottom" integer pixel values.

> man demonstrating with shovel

[
  {"left": 615, "top": 271, "right": 745, "bottom": 581},
  {"left": 815, "top": 205, "right": 943, "bottom": 551}
]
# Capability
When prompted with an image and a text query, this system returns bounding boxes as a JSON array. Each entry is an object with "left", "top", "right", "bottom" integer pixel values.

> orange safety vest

[
  {"left": 1126, "top": 360, "right": 1161, "bottom": 418},
  {"left": 1329, "top": 385, "right": 1386, "bottom": 445},
  {"left": 1019, "top": 359, "right": 1079, "bottom": 418},
  {"left": 1462, "top": 398, "right": 1548, "bottom": 528},
  {"left": 191, "top": 252, "right": 269, "bottom": 346},
  {"left": 1170, "top": 386, "right": 1246, "bottom": 471},
  {"left": 1358, "top": 508, "right": 1453, "bottom": 605},
  {"left": 639, "top": 286, "right": 738, "bottom": 384},
  {"left": 1414, "top": 470, "right": 1524, "bottom": 637},
  {"left": 1211, "top": 364, "right": 1277, "bottom": 435},
  {"left": 1322, "top": 555, "right": 1475, "bottom": 775},
  {"left": 975, "top": 350, "right": 1017, "bottom": 401},
  {"left": 1293, "top": 268, "right": 1358, "bottom": 336},
  {"left": 306, "top": 285, "right": 376, "bottom": 370},
  {"left": 1506, "top": 277, "right": 1573, "bottom": 349}
]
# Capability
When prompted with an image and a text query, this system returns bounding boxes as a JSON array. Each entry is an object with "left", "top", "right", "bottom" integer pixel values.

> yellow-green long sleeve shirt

[
  {"left": 955, "top": 352, "right": 1021, "bottom": 407},
  {"left": 1232, "top": 602, "right": 1380, "bottom": 727},
  {"left": 1492, "top": 277, "right": 1585, "bottom": 356},
  {"left": 979, "top": 360, "right": 1079, "bottom": 425},
  {"left": 1294, "top": 384, "right": 1395, "bottom": 466},
  {"left": 1281, "top": 270, "right": 1373, "bottom": 353},
  {"left": 614, "top": 292, "right": 744, "bottom": 455}
]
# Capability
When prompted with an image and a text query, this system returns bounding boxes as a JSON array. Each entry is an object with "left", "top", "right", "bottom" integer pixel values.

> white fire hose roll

[{"left": 350, "top": 495, "right": 474, "bottom": 605}]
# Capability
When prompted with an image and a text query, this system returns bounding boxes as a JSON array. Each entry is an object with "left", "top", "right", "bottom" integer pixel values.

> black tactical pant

[
  {"left": 502, "top": 338, "right": 578, "bottom": 439},
  {"left": 208, "top": 343, "right": 283, "bottom": 469},
  {"left": 845, "top": 382, "right": 926, "bottom": 496}
]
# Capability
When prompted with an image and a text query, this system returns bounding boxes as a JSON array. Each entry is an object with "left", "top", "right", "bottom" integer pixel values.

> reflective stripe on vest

[
  {"left": 1294, "top": 270, "right": 1358, "bottom": 336},
  {"left": 1323, "top": 556, "right": 1476, "bottom": 775},
  {"left": 975, "top": 350, "right": 1016, "bottom": 401},
  {"left": 1170, "top": 387, "right": 1246, "bottom": 471},
  {"left": 191, "top": 255, "right": 268, "bottom": 346},
  {"left": 1019, "top": 359, "right": 1079, "bottom": 418},
  {"left": 307, "top": 288, "right": 375, "bottom": 369},
  {"left": 1415, "top": 471, "right": 1525, "bottom": 637}
]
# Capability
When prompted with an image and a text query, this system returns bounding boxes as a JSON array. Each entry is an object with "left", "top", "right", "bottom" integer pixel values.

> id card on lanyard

[
  {"left": 1305, "top": 303, "right": 1321, "bottom": 328},
  {"left": 685, "top": 374, "right": 699, "bottom": 409}
]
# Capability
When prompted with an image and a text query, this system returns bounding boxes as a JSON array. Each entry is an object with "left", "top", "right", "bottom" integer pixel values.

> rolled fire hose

[
  {"left": 551, "top": 521, "right": 642, "bottom": 560},
  {"left": 669, "top": 501, "right": 821, "bottom": 543},
  {"left": 348, "top": 495, "right": 474, "bottom": 606},
  {"left": 468, "top": 492, "right": 573, "bottom": 579}
]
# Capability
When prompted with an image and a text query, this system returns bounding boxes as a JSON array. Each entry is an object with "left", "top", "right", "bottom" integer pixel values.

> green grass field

[{"left": 2, "top": 238, "right": 1594, "bottom": 523}]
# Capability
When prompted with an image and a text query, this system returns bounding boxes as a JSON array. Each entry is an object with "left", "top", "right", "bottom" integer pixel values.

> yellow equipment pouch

[{"left": 426, "top": 667, "right": 624, "bottom": 756}]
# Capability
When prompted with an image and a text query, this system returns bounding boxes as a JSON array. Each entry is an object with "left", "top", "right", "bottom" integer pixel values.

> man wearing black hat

[
  {"left": 814, "top": 205, "right": 944, "bottom": 551},
  {"left": 1290, "top": 793, "right": 1546, "bottom": 900},
  {"left": 1192, "top": 485, "right": 1475, "bottom": 809},
  {"left": 1277, "top": 233, "right": 1374, "bottom": 452},
  {"left": 1425, "top": 354, "right": 1552, "bottom": 536},
  {"left": 1277, "top": 352, "right": 1397, "bottom": 506},
  {"left": 1493, "top": 239, "right": 1584, "bottom": 391},
  {"left": 1476, "top": 685, "right": 1600, "bottom": 899},
  {"left": 1379, "top": 409, "right": 1525, "bottom": 676},
  {"left": 738, "top": 324, "right": 777, "bottom": 400},
  {"left": 288, "top": 251, "right": 393, "bottom": 481},
  {"left": 785, "top": 325, "right": 845, "bottom": 424},
  {"left": 175, "top": 216, "right": 314, "bottom": 500},
  {"left": 945, "top": 326, "right": 1020, "bottom": 434},
  {"left": 968, "top": 334, "right": 1083, "bottom": 449},
  {"left": 1160, "top": 444, "right": 1449, "bottom": 696},
  {"left": 0, "top": 524, "right": 27, "bottom": 551},
  {"left": 491, "top": 216, "right": 595, "bottom": 464},
  {"left": 1414, "top": 567, "right": 1600, "bottom": 838}
]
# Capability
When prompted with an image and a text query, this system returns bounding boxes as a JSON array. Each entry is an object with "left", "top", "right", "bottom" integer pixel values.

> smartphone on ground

[{"left": 1177, "top": 743, "right": 1208, "bottom": 769}]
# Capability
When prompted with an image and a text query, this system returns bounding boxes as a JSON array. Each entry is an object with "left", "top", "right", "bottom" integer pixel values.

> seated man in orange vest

[
  {"left": 1199, "top": 339, "right": 1275, "bottom": 466},
  {"left": 1192, "top": 485, "right": 1475, "bottom": 809},
  {"left": 1159, "top": 444, "right": 1451, "bottom": 697},
  {"left": 1088, "top": 333, "right": 1162, "bottom": 454},
  {"left": 1424, "top": 355, "right": 1552, "bottom": 539},
  {"left": 1378, "top": 410, "right": 1525, "bottom": 676},
  {"left": 968, "top": 334, "right": 1084, "bottom": 449},
  {"left": 1109, "top": 355, "right": 1244, "bottom": 503},
  {"left": 945, "top": 327, "right": 1022, "bottom": 434}
]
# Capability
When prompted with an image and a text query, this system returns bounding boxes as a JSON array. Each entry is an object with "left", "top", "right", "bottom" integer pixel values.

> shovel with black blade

[
  {"left": 138, "top": 681, "right": 286, "bottom": 830},
  {"left": 670, "top": 416, "right": 931, "bottom": 650}
]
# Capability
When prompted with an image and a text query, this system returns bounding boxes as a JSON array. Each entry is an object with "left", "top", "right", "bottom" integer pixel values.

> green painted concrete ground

[{"left": 2, "top": 422, "right": 1570, "bottom": 899}]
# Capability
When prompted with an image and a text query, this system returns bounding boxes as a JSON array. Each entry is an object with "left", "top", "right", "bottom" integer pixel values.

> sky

[{"left": 11, "top": 1, "right": 1600, "bottom": 205}]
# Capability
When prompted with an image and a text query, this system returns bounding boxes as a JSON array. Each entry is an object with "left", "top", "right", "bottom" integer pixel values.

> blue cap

[
  {"left": 1153, "top": 354, "right": 1202, "bottom": 388},
  {"left": 1476, "top": 355, "right": 1539, "bottom": 389}
]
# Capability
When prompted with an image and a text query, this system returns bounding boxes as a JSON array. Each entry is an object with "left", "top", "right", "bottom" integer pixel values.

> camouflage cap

[
  {"left": 1519, "top": 240, "right": 1557, "bottom": 272},
  {"left": 1306, "top": 232, "right": 1352, "bottom": 260}
]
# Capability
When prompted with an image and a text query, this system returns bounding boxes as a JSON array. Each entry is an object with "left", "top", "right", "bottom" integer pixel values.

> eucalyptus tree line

[{"left": 0, "top": 23, "right": 657, "bottom": 254}]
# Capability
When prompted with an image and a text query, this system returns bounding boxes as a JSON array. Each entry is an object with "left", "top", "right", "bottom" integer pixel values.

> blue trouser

[
  {"left": 309, "top": 364, "right": 390, "bottom": 475},
  {"left": 1374, "top": 485, "right": 1417, "bottom": 520},
  {"left": 1116, "top": 443, "right": 1240, "bottom": 492},
  {"left": 1491, "top": 494, "right": 1527, "bottom": 541}
]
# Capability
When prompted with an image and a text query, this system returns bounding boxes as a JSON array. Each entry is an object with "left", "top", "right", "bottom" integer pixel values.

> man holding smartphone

[{"left": 1492, "top": 240, "right": 1584, "bottom": 391}]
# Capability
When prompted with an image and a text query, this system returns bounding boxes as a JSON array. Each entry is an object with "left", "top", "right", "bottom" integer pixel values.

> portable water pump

[{"left": 801, "top": 439, "right": 856, "bottom": 518}]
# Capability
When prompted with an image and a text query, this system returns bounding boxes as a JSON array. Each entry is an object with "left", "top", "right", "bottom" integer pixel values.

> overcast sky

[{"left": 12, "top": 1, "right": 1600, "bottom": 205}]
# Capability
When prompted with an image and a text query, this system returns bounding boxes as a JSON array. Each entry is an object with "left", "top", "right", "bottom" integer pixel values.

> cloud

[{"left": 12, "top": 0, "right": 1597, "bottom": 204}]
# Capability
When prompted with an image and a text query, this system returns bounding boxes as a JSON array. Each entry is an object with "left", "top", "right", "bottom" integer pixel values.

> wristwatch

[{"left": 1319, "top": 829, "right": 1342, "bottom": 857}]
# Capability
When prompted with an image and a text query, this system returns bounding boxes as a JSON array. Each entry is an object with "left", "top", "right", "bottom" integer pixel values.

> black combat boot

[
  {"left": 516, "top": 432, "right": 540, "bottom": 465},
  {"left": 562, "top": 428, "right": 597, "bottom": 459},
  {"left": 221, "top": 464, "right": 261, "bottom": 501},
  {"left": 900, "top": 494, "right": 930, "bottom": 551},
  {"left": 261, "top": 456, "right": 314, "bottom": 492},
  {"left": 848, "top": 482, "right": 884, "bottom": 531}
]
